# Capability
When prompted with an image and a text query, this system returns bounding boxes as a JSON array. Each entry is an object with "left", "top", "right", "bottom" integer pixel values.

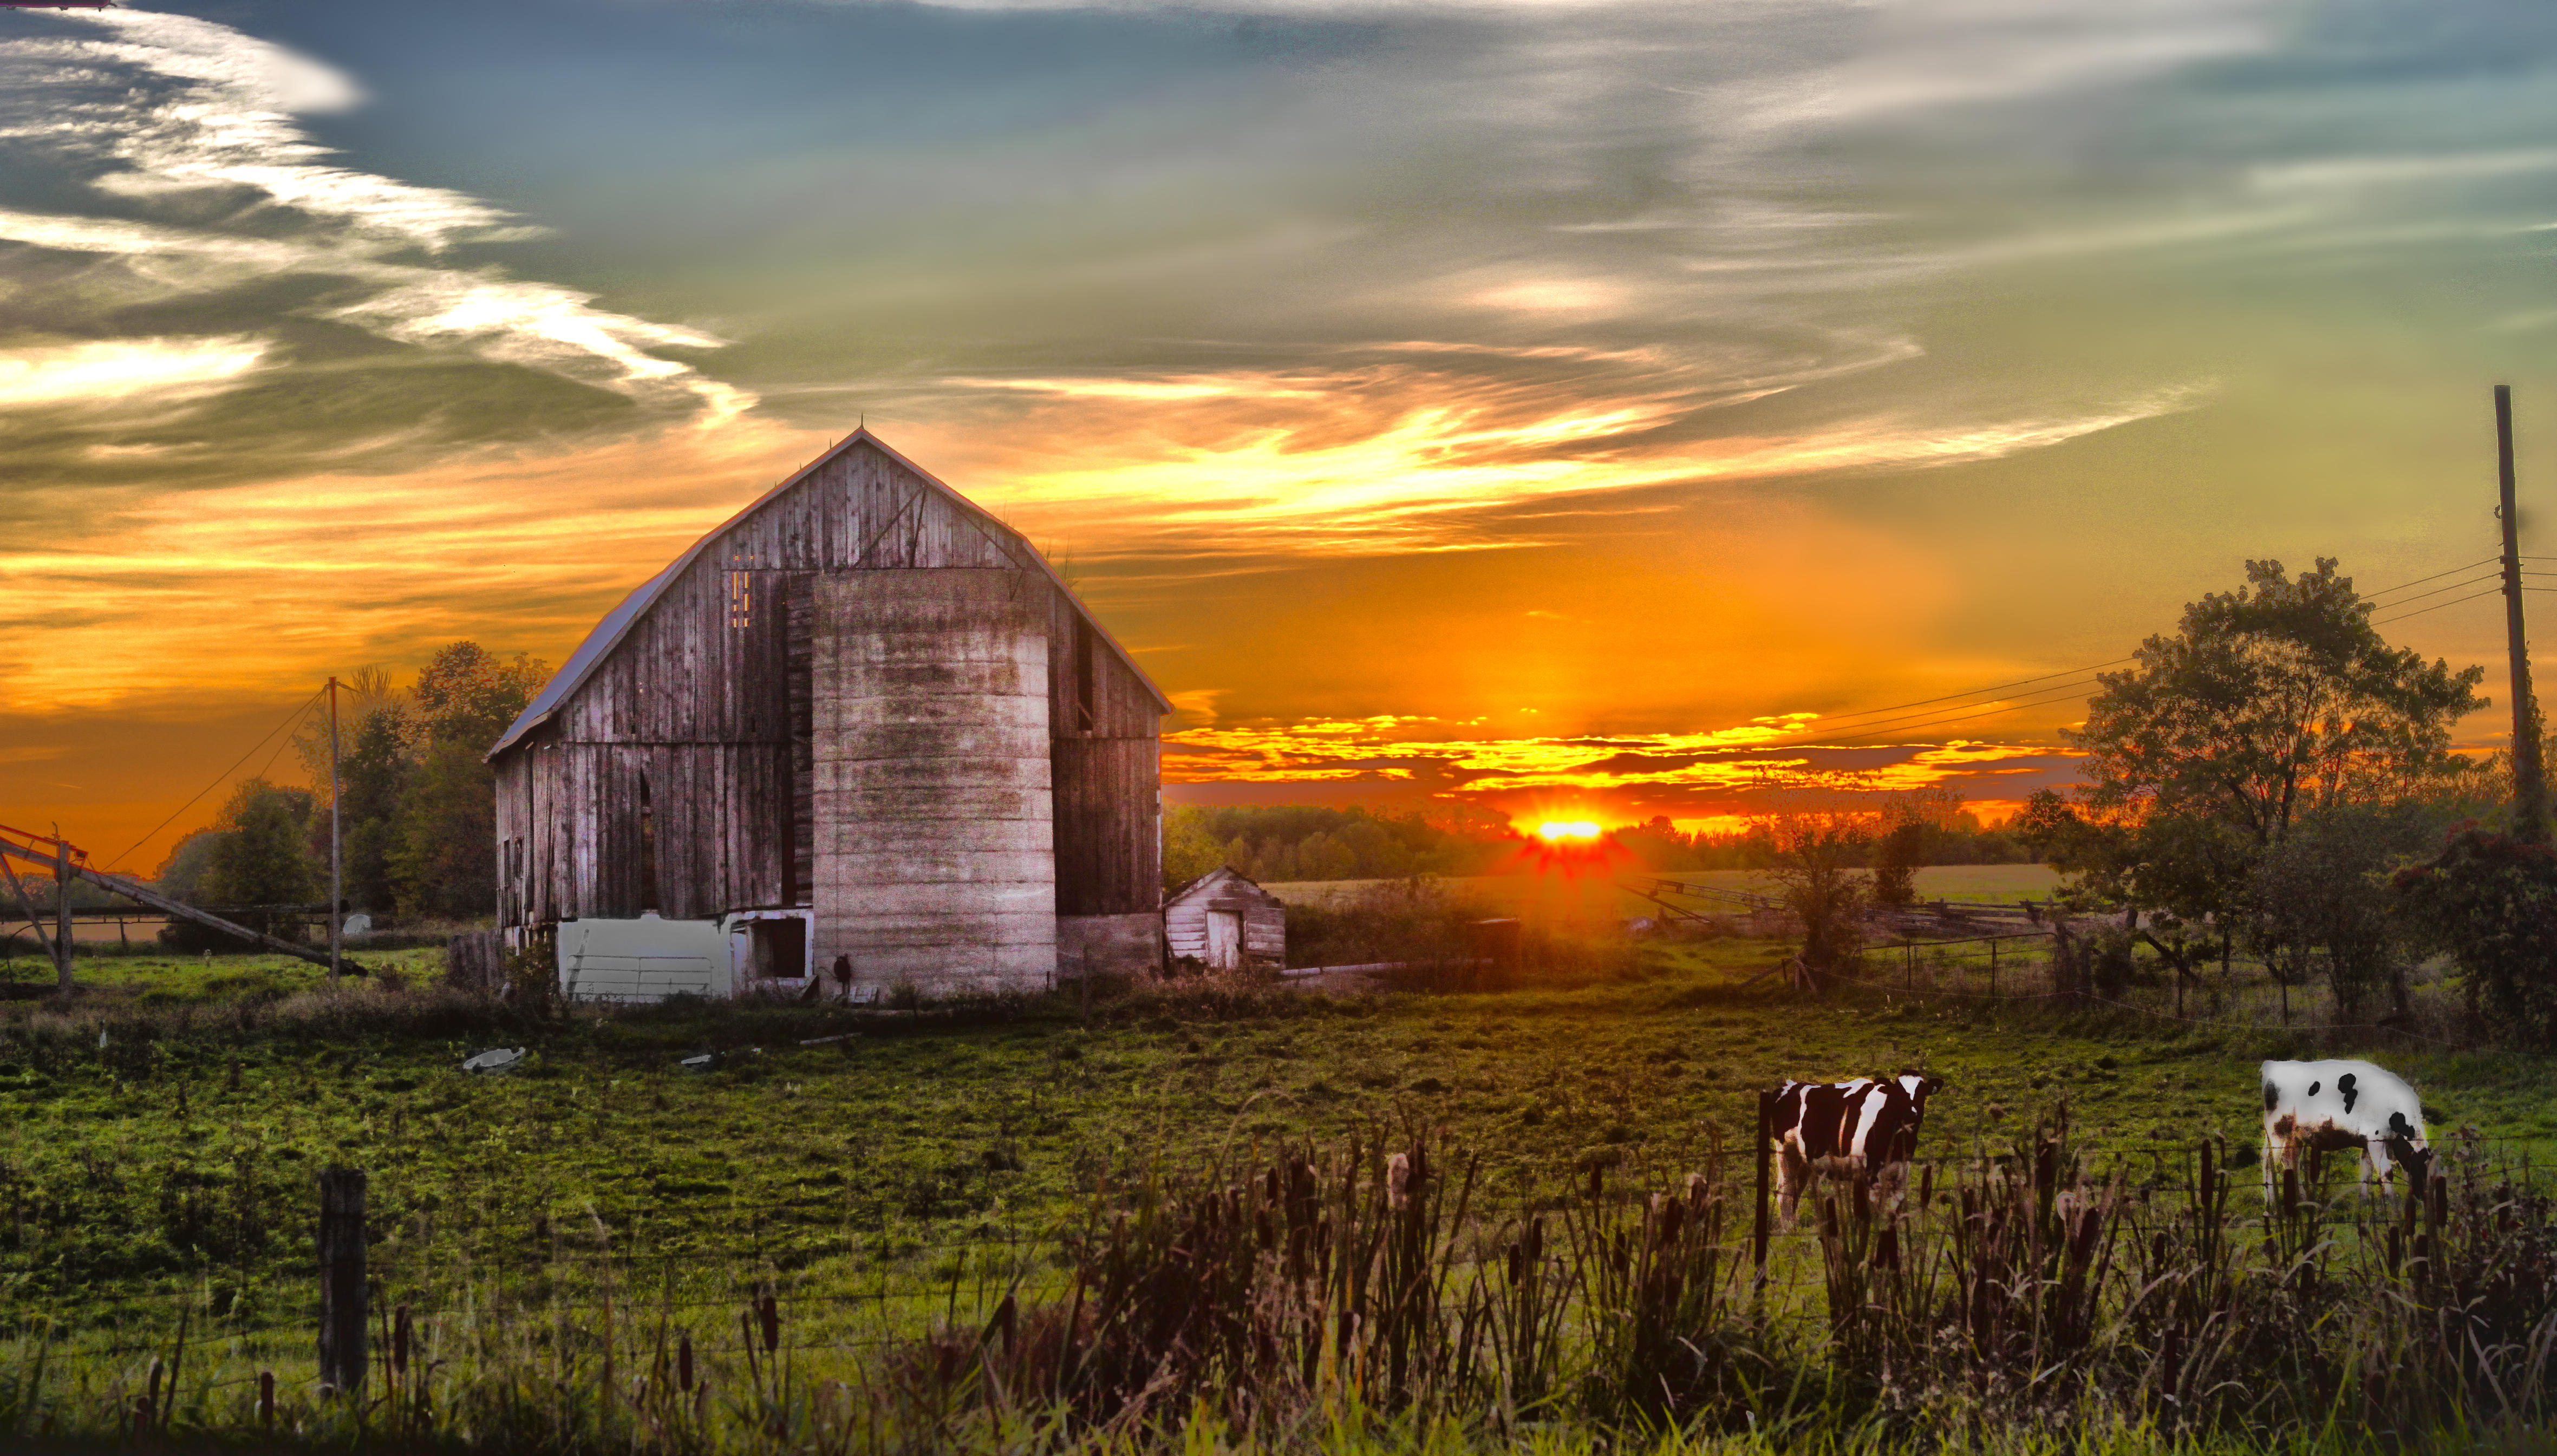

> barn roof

[{"left": 488, "top": 428, "right": 1171, "bottom": 760}]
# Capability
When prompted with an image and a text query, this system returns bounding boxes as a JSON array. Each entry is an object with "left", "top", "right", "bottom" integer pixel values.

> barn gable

[
  {"left": 491, "top": 428, "right": 1167, "bottom": 758},
  {"left": 488, "top": 430, "right": 1167, "bottom": 991}
]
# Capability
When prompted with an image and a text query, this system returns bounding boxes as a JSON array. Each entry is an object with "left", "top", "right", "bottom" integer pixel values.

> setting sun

[{"left": 1536, "top": 820, "right": 1602, "bottom": 842}]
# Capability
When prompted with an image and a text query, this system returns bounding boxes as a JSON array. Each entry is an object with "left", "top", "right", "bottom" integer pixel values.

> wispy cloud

[
  {"left": 0, "top": 8, "right": 751, "bottom": 428},
  {"left": 0, "top": 336, "right": 265, "bottom": 409}
]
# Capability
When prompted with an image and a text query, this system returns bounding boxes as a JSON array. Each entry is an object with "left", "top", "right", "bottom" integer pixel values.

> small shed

[{"left": 1163, "top": 867, "right": 1286, "bottom": 972}]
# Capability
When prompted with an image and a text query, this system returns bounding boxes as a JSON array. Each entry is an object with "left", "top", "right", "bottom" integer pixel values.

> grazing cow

[
  {"left": 2260, "top": 1059, "right": 2431, "bottom": 1197},
  {"left": 1769, "top": 1073, "right": 1945, "bottom": 1224}
]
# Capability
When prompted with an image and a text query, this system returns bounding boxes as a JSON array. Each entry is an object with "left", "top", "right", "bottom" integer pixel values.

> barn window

[
  {"left": 638, "top": 774, "right": 660, "bottom": 913},
  {"left": 727, "top": 570, "right": 753, "bottom": 629},
  {"left": 1074, "top": 618, "right": 1096, "bottom": 734}
]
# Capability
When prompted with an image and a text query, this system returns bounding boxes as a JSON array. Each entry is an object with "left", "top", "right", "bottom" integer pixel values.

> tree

[
  {"left": 201, "top": 780, "right": 317, "bottom": 907},
  {"left": 390, "top": 741, "right": 501, "bottom": 920},
  {"left": 387, "top": 642, "right": 546, "bottom": 920},
  {"left": 2040, "top": 559, "right": 2488, "bottom": 1009},
  {"left": 2071, "top": 558, "right": 2486, "bottom": 844},
  {"left": 152, "top": 828, "right": 225, "bottom": 902},
  {"left": 2252, "top": 805, "right": 2434, "bottom": 1018},
  {"left": 1871, "top": 820, "right": 1923, "bottom": 907},
  {"left": 413, "top": 643, "right": 548, "bottom": 750},
  {"left": 1762, "top": 811, "right": 1871, "bottom": 985}
]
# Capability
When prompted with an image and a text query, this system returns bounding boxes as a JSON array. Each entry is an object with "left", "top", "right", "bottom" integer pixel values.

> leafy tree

[
  {"left": 2254, "top": 805, "right": 2433, "bottom": 1018},
  {"left": 413, "top": 643, "right": 549, "bottom": 749},
  {"left": 2395, "top": 830, "right": 2557, "bottom": 1047},
  {"left": 1763, "top": 812, "right": 1870, "bottom": 985},
  {"left": 201, "top": 780, "right": 316, "bottom": 907},
  {"left": 386, "top": 643, "right": 546, "bottom": 920},
  {"left": 2071, "top": 558, "right": 2486, "bottom": 843},
  {"left": 152, "top": 828, "right": 224, "bottom": 902},
  {"left": 2039, "top": 559, "right": 2489, "bottom": 1009},
  {"left": 1871, "top": 820, "right": 1923, "bottom": 907},
  {"left": 390, "top": 741, "right": 501, "bottom": 920}
]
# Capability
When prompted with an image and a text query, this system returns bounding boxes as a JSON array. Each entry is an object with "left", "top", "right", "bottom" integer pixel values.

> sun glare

[{"left": 1536, "top": 820, "right": 1601, "bottom": 842}]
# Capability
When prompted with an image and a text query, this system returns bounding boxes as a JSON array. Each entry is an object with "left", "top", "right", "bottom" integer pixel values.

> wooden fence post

[
  {"left": 53, "top": 832, "right": 73, "bottom": 995},
  {"left": 1753, "top": 1089, "right": 1773, "bottom": 1295},
  {"left": 318, "top": 1166, "right": 367, "bottom": 1393}
]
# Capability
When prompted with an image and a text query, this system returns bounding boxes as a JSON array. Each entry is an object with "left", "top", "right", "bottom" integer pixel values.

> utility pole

[
  {"left": 2498, "top": 385, "right": 2548, "bottom": 843},
  {"left": 328, "top": 677, "right": 343, "bottom": 981}
]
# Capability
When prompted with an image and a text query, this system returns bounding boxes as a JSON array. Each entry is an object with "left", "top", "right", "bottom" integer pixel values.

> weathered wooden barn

[
  {"left": 1163, "top": 867, "right": 1286, "bottom": 972},
  {"left": 487, "top": 430, "right": 1170, "bottom": 993}
]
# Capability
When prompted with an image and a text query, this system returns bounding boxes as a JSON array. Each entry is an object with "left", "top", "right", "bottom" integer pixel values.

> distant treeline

[
  {"left": 1613, "top": 813, "right": 2032, "bottom": 872},
  {"left": 1164, "top": 799, "right": 2028, "bottom": 889},
  {"left": 1163, "top": 805, "right": 1510, "bottom": 889}
]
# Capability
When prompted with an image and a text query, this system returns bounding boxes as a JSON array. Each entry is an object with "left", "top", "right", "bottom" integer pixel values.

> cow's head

[
  {"left": 2395, "top": 1141, "right": 2435, "bottom": 1189},
  {"left": 1899, "top": 1073, "right": 1946, "bottom": 1109}
]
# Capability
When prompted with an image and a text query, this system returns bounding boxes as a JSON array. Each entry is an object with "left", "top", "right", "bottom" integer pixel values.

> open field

[
  {"left": 1264, "top": 864, "right": 2063, "bottom": 917},
  {"left": 1, "top": 933, "right": 2552, "bottom": 1450},
  {"left": 2, "top": 936, "right": 2550, "bottom": 1314}
]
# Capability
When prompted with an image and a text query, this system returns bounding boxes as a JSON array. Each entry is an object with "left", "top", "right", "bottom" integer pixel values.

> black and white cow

[
  {"left": 2260, "top": 1059, "right": 2431, "bottom": 1197},
  {"left": 1769, "top": 1073, "right": 1944, "bottom": 1223}
]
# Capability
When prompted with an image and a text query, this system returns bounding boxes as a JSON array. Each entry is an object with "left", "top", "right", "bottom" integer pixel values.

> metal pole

[
  {"left": 2500, "top": 385, "right": 2548, "bottom": 841},
  {"left": 328, "top": 677, "right": 342, "bottom": 981}
]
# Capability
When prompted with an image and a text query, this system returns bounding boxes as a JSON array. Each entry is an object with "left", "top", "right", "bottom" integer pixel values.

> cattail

[
  {"left": 392, "top": 1303, "right": 412, "bottom": 1374},
  {"left": 679, "top": 1332, "right": 695, "bottom": 1392},
  {"left": 759, "top": 1294, "right": 780, "bottom": 1354},
  {"left": 258, "top": 1370, "right": 275, "bottom": 1429}
]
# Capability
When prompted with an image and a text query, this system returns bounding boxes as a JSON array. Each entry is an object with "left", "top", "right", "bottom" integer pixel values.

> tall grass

[{"left": 6, "top": 1104, "right": 2554, "bottom": 1452}]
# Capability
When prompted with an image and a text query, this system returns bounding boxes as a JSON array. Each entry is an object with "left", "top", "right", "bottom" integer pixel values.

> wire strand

[
  {"left": 2370, "top": 586, "right": 2506, "bottom": 626},
  {"left": 101, "top": 687, "right": 328, "bottom": 872},
  {"left": 1795, "top": 555, "right": 2504, "bottom": 737}
]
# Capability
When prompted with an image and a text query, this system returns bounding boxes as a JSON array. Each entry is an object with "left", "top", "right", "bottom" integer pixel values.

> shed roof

[
  {"left": 488, "top": 428, "right": 1171, "bottom": 760},
  {"left": 1165, "top": 866, "right": 1283, "bottom": 906}
]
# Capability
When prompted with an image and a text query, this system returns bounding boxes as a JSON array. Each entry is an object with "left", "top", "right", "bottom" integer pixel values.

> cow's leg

[
  {"left": 2361, "top": 1141, "right": 2390, "bottom": 1196},
  {"left": 2262, "top": 1128, "right": 2279, "bottom": 1203},
  {"left": 1872, "top": 1158, "right": 1909, "bottom": 1213},
  {"left": 1778, "top": 1145, "right": 1809, "bottom": 1227}
]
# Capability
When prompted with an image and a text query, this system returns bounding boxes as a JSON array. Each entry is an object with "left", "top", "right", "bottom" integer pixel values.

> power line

[
  {"left": 101, "top": 686, "right": 328, "bottom": 873},
  {"left": 2370, "top": 586, "right": 2505, "bottom": 627},
  {"left": 1792, "top": 663, "right": 2130, "bottom": 728},
  {"left": 1794, "top": 554, "right": 2506, "bottom": 745},
  {"left": 1809, "top": 682, "right": 2103, "bottom": 747},
  {"left": 2366, "top": 571, "right": 2504, "bottom": 609},
  {"left": 1803, "top": 674, "right": 2109, "bottom": 741},
  {"left": 2359, "top": 556, "right": 2500, "bottom": 597}
]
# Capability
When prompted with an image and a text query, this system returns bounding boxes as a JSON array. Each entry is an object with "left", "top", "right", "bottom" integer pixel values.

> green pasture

[{"left": 0, "top": 932, "right": 2549, "bottom": 1337}]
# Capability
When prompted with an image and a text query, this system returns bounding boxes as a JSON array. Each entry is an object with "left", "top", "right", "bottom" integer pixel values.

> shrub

[{"left": 2393, "top": 827, "right": 2557, "bottom": 1046}]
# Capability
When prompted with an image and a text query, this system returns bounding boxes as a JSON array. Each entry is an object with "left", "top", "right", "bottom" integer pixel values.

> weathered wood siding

[
  {"left": 812, "top": 569, "right": 1056, "bottom": 993},
  {"left": 492, "top": 436, "right": 1166, "bottom": 988},
  {"left": 1164, "top": 870, "right": 1286, "bottom": 968}
]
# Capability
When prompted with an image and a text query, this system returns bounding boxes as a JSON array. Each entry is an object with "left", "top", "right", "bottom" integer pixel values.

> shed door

[{"left": 1205, "top": 910, "right": 1242, "bottom": 971}]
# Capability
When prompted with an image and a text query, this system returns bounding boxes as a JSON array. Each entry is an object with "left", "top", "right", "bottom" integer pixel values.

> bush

[{"left": 2394, "top": 827, "right": 2557, "bottom": 1046}]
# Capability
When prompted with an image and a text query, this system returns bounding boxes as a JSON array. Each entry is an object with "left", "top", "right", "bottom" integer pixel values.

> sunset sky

[{"left": 3, "top": 0, "right": 2554, "bottom": 867}]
